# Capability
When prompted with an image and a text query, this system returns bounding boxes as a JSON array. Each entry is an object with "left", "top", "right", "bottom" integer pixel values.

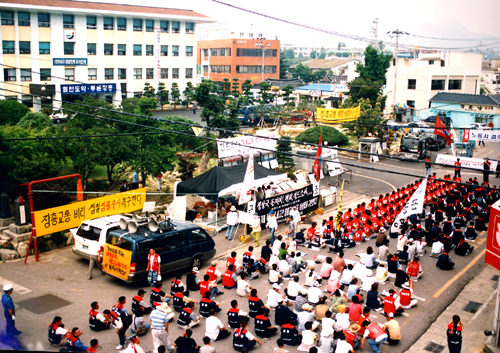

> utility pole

[
  {"left": 255, "top": 38, "right": 271, "bottom": 82},
  {"left": 370, "top": 18, "right": 380, "bottom": 52},
  {"left": 387, "top": 29, "right": 409, "bottom": 107}
]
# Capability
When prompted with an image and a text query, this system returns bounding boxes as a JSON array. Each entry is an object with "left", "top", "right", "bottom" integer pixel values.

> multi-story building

[
  {"left": 0, "top": 0, "right": 212, "bottom": 110},
  {"left": 481, "top": 58, "right": 500, "bottom": 95},
  {"left": 383, "top": 50, "right": 482, "bottom": 119},
  {"left": 197, "top": 37, "right": 280, "bottom": 87}
]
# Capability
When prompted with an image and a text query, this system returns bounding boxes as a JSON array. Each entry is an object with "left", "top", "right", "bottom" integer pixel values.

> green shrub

[{"left": 295, "top": 125, "right": 348, "bottom": 146}]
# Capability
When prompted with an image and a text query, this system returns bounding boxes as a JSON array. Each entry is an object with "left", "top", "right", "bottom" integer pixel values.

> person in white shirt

[
  {"left": 307, "top": 286, "right": 323, "bottom": 305},
  {"left": 273, "top": 236, "right": 283, "bottom": 255},
  {"left": 290, "top": 206, "right": 301, "bottom": 238},
  {"left": 226, "top": 206, "right": 239, "bottom": 241},
  {"left": 396, "top": 233, "right": 408, "bottom": 252},
  {"left": 304, "top": 264, "right": 322, "bottom": 287},
  {"left": 266, "top": 284, "right": 285, "bottom": 309},
  {"left": 266, "top": 210, "right": 278, "bottom": 244},
  {"left": 297, "top": 304, "right": 320, "bottom": 331},
  {"left": 285, "top": 276, "right": 304, "bottom": 300},
  {"left": 335, "top": 305, "right": 350, "bottom": 331},
  {"left": 236, "top": 273, "right": 252, "bottom": 298},
  {"left": 335, "top": 332, "right": 355, "bottom": 353},
  {"left": 279, "top": 259, "right": 292, "bottom": 278},
  {"left": 269, "top": 264, "right": 283, "bottom": 285},
  {"left": 432, "top": 240, "right": 444, "bottom": 255},
  {"left": 269, "top": 254, "right": 280, "bottom": 267},
  {"left": 340, "top": 264, "right": 354, "bottom": 286},
  {"left": 205, "top": 309, "right": 231, "bottom": 341}
]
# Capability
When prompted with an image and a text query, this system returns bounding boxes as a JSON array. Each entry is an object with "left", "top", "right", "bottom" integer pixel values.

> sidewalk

[{"left": 405, "top": 264, "right": 498, "bottom": 353}]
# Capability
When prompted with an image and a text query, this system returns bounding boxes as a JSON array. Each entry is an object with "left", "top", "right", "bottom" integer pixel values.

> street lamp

[
  {"left": 40, "top": 84, "right": 46, "bottom": 112},
  {"left": 255, "top": 40, "right": 272, "bottom": 81}
]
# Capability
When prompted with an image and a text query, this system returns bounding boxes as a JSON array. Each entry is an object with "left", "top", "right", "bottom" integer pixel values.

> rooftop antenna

[{"left": 370, "top": 18, "right": 381, "bottom": 52}]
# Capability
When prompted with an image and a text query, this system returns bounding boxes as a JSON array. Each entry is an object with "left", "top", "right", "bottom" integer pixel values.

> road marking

[
  {"left": 0, "top": 276, "right": 31, "bottom": 295},
  {"left": 471, "top": 289, "right": 496, "bottom": 321},
  {"left": 433, "top": 248, "right": 486, "bottom": 298},
  {"left": 413, "top": 295, "right": 426, "bottom": 301},
  {"left": 351, "top": 172, "right": 397, "bottom": 191}
]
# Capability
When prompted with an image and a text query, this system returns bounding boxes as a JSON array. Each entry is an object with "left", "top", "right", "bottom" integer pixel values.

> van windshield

[
  {"left": 106, "top": 234, "right": 132, "bottom": 251},
  {"left": 76, "top": 225, "right": 102, "bottom": 241}
]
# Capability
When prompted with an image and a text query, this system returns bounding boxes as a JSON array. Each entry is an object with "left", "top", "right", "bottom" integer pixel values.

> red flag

[
  {"left": 313, "top": 132, "right": 323, "bottom": 181},
  {"left": 434, "top": 115, "right": 452, "bottom": 146}
]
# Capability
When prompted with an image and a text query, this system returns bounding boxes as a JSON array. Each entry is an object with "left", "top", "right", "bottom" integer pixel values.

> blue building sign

[
  {"left": 53, "top": 58, "right": 88, "bottom": 66},
  {"left": 61, "top": 83, "right": 116, "bottom": 95}
]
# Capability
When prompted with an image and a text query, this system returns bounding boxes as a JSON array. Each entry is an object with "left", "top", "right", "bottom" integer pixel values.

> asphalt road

[{"left": 1, "top": 142, "right": 498, "bottom": 353}]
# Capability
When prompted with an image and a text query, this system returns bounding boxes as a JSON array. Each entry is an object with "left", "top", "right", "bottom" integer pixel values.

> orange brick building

[{"left": 197, "top": 38, "right": 280, "bottom": 87}]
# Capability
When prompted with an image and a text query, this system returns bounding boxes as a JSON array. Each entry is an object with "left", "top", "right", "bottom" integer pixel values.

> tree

[
  {"left": 171, "top": 82, "right": 181, "bottom": 107},
  {"left": 312, "top": 69, "right": 327, "bottom": 82},
  {"left": 284, "top": 48, "right": 296, "bottom": 60},
  {"left": 0, "top": 100, "right": 30, "bottom": 126},
  {"left": 337, "top": 42, "right": 346, "bottom": 50},
  {"left": 291, "top": 63, "right": 314, "bottom": 83},
  {"left": 242, "top": 79, "right": 253, "bottom": 104},
  {"left": 310, "top": 50, "right": 318, "bottom": 59},
  {"left": 280, "top": 51, "right": 290, "bottom": 79},
  {"left": 282, "top": 85, "right": 294, "bottom": 105},
  {"left": 276, "top": 135, "right": 295, "bottom": 169},
  {"left": 341, "top": 96, "right": 386, "bottom": 138},
  {"left": 231, "top": 78, "right": 240, "bottom": 97},
  {"left": 121, "top": 97, "right": 141, "bottom": 114},
  {"left": 296, "top": 125, "right": 349, "bottom": 146},
  {"left": 157, "top": 82, "right": 169, "bottom": 108},
  {"left": 318, "top": 47, "right": 327, "bottom": 59},
  {"left": 178, "top": 155, "right": 198, "bottom": 181},
  {"left": 222, "top": 78, "right": 231, "bottom": 98},
  {"left": 183, "top": 81, "right": 195, "bottom": 107},
  {"left": 163, "top": 116, "right": 204, "bottom": 150},
  {"left": 17, "top": 112, "right": 53, "bottom": 130},
  {"left": 143, "top": 82, "right": 155, "bottom": 98}
]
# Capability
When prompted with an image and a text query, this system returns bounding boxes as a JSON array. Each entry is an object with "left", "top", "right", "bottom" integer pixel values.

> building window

[
  {"left": 160, "top": 20, "right": 169, "bottom": 32},
  {"left": 161, "top": 45, "right": 168, "bottom": 56},
  {"left": 408, "top": 79, "right": 416, "bottom": 90},
  {"left": 20, "top": 69, "right": 31, "bottom": 81},
  {"left": 40, "top": 68, "right": 51, "bottom": 81},
  {"left": 19, "top": 41, "right": 31, "bottom": 54},
  {"left": 146, "top": 68, "right": 154, "bottom": 79},
  {"left": 145, "top": 20, "right": 154, "bottom": 32},
  {"left": 203, "top": 65, "right": 208, "bottom": 73},
  {"left": 171, "top": 21, "right": 180, "bottom": 33},
  {"left": 429, "top": 60, "right": 434, "bottom": 65},
  {"left": 133, "top": 68, "right": 142, "bottom": 79},
  {"left": 118, "top": 44, "right": 126, "bottom": 56},
  {"left": 105, "top": 68, "right": 114, "bottom": 80},
  {"left": 65, "top": 68, "right": 74, "bottom": 81},
  {"left": 236, "top": 48, "right": 276, "bottom": 57},
  {"left": 63, "top": 15, "right": 74, "bottom": 28},
  {"left": 210, "top": 48, "right": 231, "bottom": 56},
  {"left": 3, "top": 40, "right": 15, "bottom": 54},
  {"left": 103, "top": 17, "right": 114, "bottom": 30},
  {"left": 38, "top": 13, "right": 50, "bottom": 27},
  {"left": 203, "top": 49, "right": 208, "bottom": 57},
  {"left": 210, "top": 65, "right": 231, "bottom": 73},
  {"left": 88, "top": 68, "right": 97, "bottom": 80},
  {"left": 133, "top": 44, "right": 142, "bottom": 56},
  {"left": 39, "top": 42, "right": 50, "bottom": 54},
  {"left": 185, "top": 68, "right": 193, "bottom": 79},
  {"left": 133, "top": 19, "right": 142, "bottom": 31},
  {"left": 146, "top": 45, "right": 153, "bottom": 56},
  {"left": 18, "top": 12, "right": 30, "bottom": 26},
  {"left": 431, "top": 79, "right": 445, "bottom": 90},
  {"left": 185, "top": 22, "right": 194, "bottom": 34},
  {"left": 117, "top": 17, "right": 126, "bottom": 31},
  {"left": 104, "top": 43, "right": 113, "bottom": 55},
  {"left": 3, "top": 68, "right": 16, "bottom": 81},
  {"left": 172, "top": 45, "right": 179, "bottom": 56},
  {"left": 249, "top": 33, "right": 253, "bottom": 38},
  {"left": 441, "top": 60, "right": 445, "bottom": 67},
  {"left": 235, "top": 65, "right": 276, "bottom": 74},
  {"left": 161, "top": 68, "right": 168, "bottom": 78},
  {"left": 172, "top": 68, "right": 179, "bottom": 78},
  {"left": 87, "top": 43, "right": 96, "bottom": 55},
  {"left": 64, "top": 42, "right": 74, "bottom": 55},
  {"left": 86, "top": 16, "right": 96, "bottom": 29},
  {"left": 118, "top": 68, "right": 126, "bottom": 79},
  {"left": 186, "top": 46, "right": 193, "bottom": 57},
  {"left": 21, "top": 95, "right": 33, "bottom": 108},
  {"left": 264, "top": 66, "right": 276, "bottom": 73},
  {"left": 240, "top": 32, "right": 244, "bottom": 37},
  {"left": 449, "top": 79, "right": 462, "bottom": 90},
  {"left": 1, "top": 11, "right": 14, "bottom": 25}
]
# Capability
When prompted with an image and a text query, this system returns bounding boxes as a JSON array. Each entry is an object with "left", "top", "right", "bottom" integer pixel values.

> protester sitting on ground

[
  {"left": 150, "top": 281, "right": 173, "bottom": 306},
  {"left": 298, "top": 321, "right": 318, "bottom": 352},
  {"left": 177, "top": 302, "right": 200, "bottom": 329},
  {"left": 319, "top": 257, "right": 334, "bottom": 280},
  {"left": 364, "top": 247, "right": 379, "bottom": 270},
  {"left": 285, "top": 276, "right": 305, "bottom": 301},
  {"left": 396, "top": 280, "right": 418, "bottom": 310},
  {"left": 275, "top": 300, "right": 298, "bottom": 327},
  {"left": 307, "top": 284, "right": 323, "bottom": 306},
  {"left": 236, "top": 273, "right": 252, "bottom": 298},
  {"left": 346, "top": 278, "right": 361, "bottom": 302},
  {"left": 340, "top": 264, "right": 354, "bottom": 286},
  {"left": 280, "top": 316, "right": 302, "bottom": 346},
  {"left": 130, "top": 309, "right": 150, "bottom": 336},
  {"left": 464, "top": 222, "right": 478, "bottom": 240},
  {"left": 387, "top": 254, "right": 399, "bottom": 276},
  {"left": 248, "top": 289, "right": 270, "bottom": 318},
  {"left": 304, "top": 264, "right": 322, "bottom": 287},
  {"left": 436, "top": 250, "right": 455, "bottom": 270},
  {"left": 227, "top": 300, "right": 249, "bottom": 329},
  {"left": 374, "top": 263, "right": 388, "bottom": 283},
  {"left": 254, "top": 308, "right": 278, "bottom": 339},
  {"left": 366, "top": 283, "right": 382, "bottom": 311},
  {"left": 383, "top": 289, "right": 404, "bottom": 317},
  {"left": 378, "top": 239, "right": 390, "bottom": 262},
  {"left": 432, "top": 239, "right": 445, "bottom": 256},
  {"left": 88, "top": 302, "right": 111, "bottom": 332},
  {"left": 200, "top": 292, "right": 222, "bottom": 318},
  {"left": 326, "top": 270, "right": 341, "bottom": 294},
  {"left": 383, "top": 313, "right": 401, "bottom": 345},
  {"left": 172, "top": 329, "right": 199, "bottom": 353},
  {"left": 455, "top": 238, "right": 474, "bottom": 256},
  {"left": 407, "top": 256, "right": 423, "bottom": 280},
  {"left": 335, "top": 305, "right": 350, "bottom": 331}
]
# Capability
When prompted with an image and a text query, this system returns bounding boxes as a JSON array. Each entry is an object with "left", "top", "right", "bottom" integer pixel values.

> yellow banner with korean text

[
  {"left": 34, "top": 188, "right": 146, "bottom": 237},
  {"left": 316, "top": 106, "right": 361, "bottom": 123},
  {"left": 102, "top": 243, "right": 132, "bottom": 280}
]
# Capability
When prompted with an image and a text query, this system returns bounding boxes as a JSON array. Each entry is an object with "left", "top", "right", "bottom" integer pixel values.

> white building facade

[
  {"left": 384, "top": 50, "right": 482, "bottom": 119},
  {"left": 0, "top": 0, "right": 212, "bottom": 110}
]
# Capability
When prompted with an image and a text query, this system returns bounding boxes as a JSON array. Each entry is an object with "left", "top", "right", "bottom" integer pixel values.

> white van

[{"left": 71, "top": 215, "right": 130, "bottom": 259}]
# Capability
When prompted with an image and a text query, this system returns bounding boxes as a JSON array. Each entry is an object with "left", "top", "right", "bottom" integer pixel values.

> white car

[
  {"left": 71, "top": 215, "right": 130, "bottom": 259},
  {"left": 461, "top": 122, "right": 492, "bottom": 130}
]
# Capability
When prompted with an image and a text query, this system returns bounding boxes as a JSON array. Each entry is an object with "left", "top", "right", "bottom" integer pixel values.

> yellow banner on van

[
  {"left": 316, "top": 106, "right": 360, "bottom": 123},
  {"left": 33, "top": 188, "right": 146, "bottom": 237},
  {"left": 102, "top": 243, "right": 132, "bottom": 280}
]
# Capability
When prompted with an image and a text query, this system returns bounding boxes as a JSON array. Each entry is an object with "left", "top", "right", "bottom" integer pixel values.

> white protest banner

[
  {"left": 390, "top": 179, "right": 427, "bottom": 234},
  {"left": 217, "top": 130, "right": 278, "bottom": 159},
  {"left": 239, "top": 151, "right": 254, "bottom": 205},
  {"left": 435, "top": 154, "right": 498, "bottom": 171},
  {"left": 463, "top": 129, "right": 500, "bottom": 142}
]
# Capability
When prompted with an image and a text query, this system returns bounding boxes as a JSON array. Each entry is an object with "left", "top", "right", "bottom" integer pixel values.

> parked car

[
  {"left": 71, "top": 215, "right": 131, "bottom": 259},
  {"left": 244, "top": 104, "right": 276, "bottom": 126},
  {"left": 460, "top": 122, "right": 492, "bottom": 130},
  {"left": 237, "top": 105, "right": 259, "bottom": 125},
  {"left": 399, "top": 133, "right": 429, "bottom": 160},
  {"left": 104, "top": 218, "right": 216, "bottom": 283},
  {"left": 423, "top": 132, "right": 447, "bottom": 151},
  {"left": 420, "top": 115, "right": 451, "bottom": 128}
]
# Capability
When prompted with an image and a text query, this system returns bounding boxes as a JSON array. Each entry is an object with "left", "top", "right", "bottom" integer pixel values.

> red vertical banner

[
  {"left": 313, "top": 132, "right": 323, "bottom": 182},
  {"left": 486, "top": 200, "right": 500, "bottom": 271}
]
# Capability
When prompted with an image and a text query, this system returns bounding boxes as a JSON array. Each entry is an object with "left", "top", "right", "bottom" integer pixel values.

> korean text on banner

[
  {"left": 102, "top": 243, "right": 132, "bottom": 280},
  {"left": 463, "top": 129, "right": 500, "bottom": 142},
  {"left": 34, "top": 188, "right": 146, "bottom": 237},
  {"left": 390, "top": 179, "right": 427, "bottom": 234},
  {"left": 335, "top": 180, "right": 345, "bottom": 231},
  {"left": 435, "top": 154, "right": 498, "bottom": 171},
  {"left": 316, "top": 106, "right": 360, "bottom": 123},
  {"left": 239, "top": 152, "right": 254, "bottom": 205}
]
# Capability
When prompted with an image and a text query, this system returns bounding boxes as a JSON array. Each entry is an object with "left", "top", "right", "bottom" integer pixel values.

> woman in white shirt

[{"left": 304, "top": 264, "right": 322, "bottom": 287}]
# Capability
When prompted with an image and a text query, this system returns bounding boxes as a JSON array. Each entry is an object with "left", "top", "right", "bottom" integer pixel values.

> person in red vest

[
  {"left": 357, "top": 307, "right": 371, "bottom": 336},
  {"left": 396, "top": 280, "right": 418, "bottom": 309},
  {"left": 360, "top": 320, "right": 388, "bottom": 351},
  {"left": 132, "top": 289, "right": 152, "bottom": 315},
  {"left": 226, "top": 251, "right": 244, "bottom": 275},
  {"left": 146, "top": 248, "right": 161, "bottom": 287},
  {"left": 199, "top": 274, "right": 224, "bottom": 299},
  {"left": 447, "top": 315, "right": 464, "bottom": 353},
  {"left": 86, "top": 338, "right": 99, "bottom": 352},
  {"left": 222, "top": 264, "right": 238, "bottom": 290},
  {"left": 383, "top": 289, "right": 404, "bottom": 317},
  {"left": 407, "top": 257, "right": 423, "bottom": 280},
  {"left": 66, "top": 327, "right": 89, "bottom": 352},
  {"left": 344, "top": 323, "right": 361, "bottom": 350}
]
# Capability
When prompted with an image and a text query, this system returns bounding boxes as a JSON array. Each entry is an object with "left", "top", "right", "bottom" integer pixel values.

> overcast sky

[{"left": 88, "top": 0, "right": 500, "bottom": 50}]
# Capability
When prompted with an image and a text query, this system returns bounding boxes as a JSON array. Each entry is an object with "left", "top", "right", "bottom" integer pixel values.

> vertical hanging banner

[
  {"left": 154, "top": 28, "right": 161, "bottom": 86},
  {"left": 239, "top": 152, "right": 254, "bottom": 205},
  {"left": 390, "top": 179, "right": 427, "bottom": 234},
  {"left": 335, "top": 180, "right": 345, "bottom": 230},
  {"left": 34, "top": 188, "right": 146, "bottom": 236}
]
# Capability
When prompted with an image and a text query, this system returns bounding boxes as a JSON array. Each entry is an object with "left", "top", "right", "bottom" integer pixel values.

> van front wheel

[{"left": 191, "top": 255, "right": 203, "bottom": 269}]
